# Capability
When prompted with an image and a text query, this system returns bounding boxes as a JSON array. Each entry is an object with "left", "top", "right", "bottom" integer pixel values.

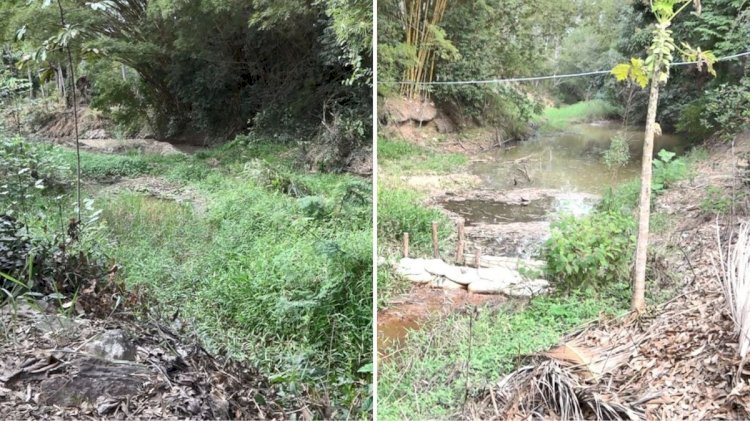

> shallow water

[
  {"left": 442, "top": 197, "right": 553, "bottom": 226},
  {"left": 473, "top": 122, "right": 691, "bottom": 194}
]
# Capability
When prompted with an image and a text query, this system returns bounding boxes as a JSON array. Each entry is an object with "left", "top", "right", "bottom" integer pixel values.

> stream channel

[{"left": 378, "top": 121, "right": 692, "bottom": 355}]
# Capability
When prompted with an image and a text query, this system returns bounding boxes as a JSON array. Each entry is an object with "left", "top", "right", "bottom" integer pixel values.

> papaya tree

[{"left": 612, "top": 0, "right": 716, "bottom": 312}]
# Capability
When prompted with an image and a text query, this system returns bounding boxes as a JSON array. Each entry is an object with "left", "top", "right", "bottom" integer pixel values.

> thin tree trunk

[
  {"left": 56, "top": 0, "right": 82, "bottom": 223},
  {"left": 632, "top": 72, "right": 661, "bottom": 312},
  {"left": 27, "top": 68, "right": 33, "bottom": 100}
]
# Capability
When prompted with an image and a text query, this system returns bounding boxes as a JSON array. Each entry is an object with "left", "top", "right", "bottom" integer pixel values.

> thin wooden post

[
  {"left": 455, "top": 218, "right": 465, "bottom": 264},
  {"left": 431, "top": 221, "right": 439, "bottom": 258},
  {"left": 474, "top": 246, "right": 481, "bottom": 269},
  {"left": 403, "top": 232, "right": 410, "bottom": 258}
]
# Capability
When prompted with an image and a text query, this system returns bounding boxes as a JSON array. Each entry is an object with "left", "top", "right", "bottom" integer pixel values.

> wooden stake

[
  {"left": 403, "top": 232, "right": 410, "bottom": 258},
  {"left": 455, "top": 219, "right": 465, "bottom": 264},
  {"left": 474, "top": 246, "right": 481, "bottom": 269},
  {"left": 431, "top": 221, "right": 439, "bottom": 258}
]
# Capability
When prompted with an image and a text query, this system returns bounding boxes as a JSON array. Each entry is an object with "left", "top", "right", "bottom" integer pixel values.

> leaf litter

[{"left": 0, "top": 294, "right": 296, "bottom": 420}]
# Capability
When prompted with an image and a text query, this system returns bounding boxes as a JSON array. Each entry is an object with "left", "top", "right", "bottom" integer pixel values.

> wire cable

[{"left": 377, "top": 50, "right": 750, "bottom": 86}]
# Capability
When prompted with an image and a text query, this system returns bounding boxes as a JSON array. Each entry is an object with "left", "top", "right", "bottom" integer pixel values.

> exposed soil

[
  {"left": 467, "top": 132, "right": 750, "bottom": 419},
  {"left": 378, "top": 284, "right": 511, "bottom": 357}
]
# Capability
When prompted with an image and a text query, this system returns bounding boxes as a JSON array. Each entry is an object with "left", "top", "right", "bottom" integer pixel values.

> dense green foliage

[
  {"left": 545, "top": 149, "right": 691, "bottom": 291},
  {"left": 378, "top": 0, "right": 577, "bottom": 135},
  {"left": 545, "top": 209, "right": 636, "bottom": 292},
  {"left": 0, "top": 0, "right": 372, "bottom": 162},
  {"left": 379, "top": 0, "right": 748, "bottom": 139},
  {"left": 0, "top": 136, "right": 373, "bottom": 416},
  {"left": 608, "top": 0, "right": 749, "bottom": 138}
]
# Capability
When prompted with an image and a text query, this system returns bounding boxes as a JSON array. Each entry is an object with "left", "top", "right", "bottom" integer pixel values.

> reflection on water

[{"left": 472, "top": 122, "right": 691, "bottom": 193}]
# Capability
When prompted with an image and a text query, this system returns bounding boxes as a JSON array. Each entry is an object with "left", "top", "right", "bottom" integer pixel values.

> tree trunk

[
  {"left": 27, "top": 68, "right": 34, "bottom": 100},
  {"left": 56, "top": 0, "right": 82, "bottom": 223},
  {"left": 632, "top": 75, "right": 661, "bottom": 312}
]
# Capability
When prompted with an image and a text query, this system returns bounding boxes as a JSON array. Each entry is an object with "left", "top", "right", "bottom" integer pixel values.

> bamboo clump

[{"left": 401, "top": 0, "right": 449, "bottom": 100}]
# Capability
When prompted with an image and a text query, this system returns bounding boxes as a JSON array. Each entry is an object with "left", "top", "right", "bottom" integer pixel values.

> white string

[{"left": 377, "top": 50, "right": 750, "bottom": 86}]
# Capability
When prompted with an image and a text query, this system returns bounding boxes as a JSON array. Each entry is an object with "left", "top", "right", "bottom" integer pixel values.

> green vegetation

[
  {"left": 377, "top": 138, "right": 463, "bottom": 300},
  {"left": 545, "top": 210, "right": 636, "bottom": 292},
  {"left": 378, "top": 138, "right": 467, "bottom": 175},
  {"left": 378, "top": 288, "right": 631, "bottom": 419},
  {"left": 538, "top": 100, "right": 621, "bottom": 131},
  {"left": 0, "top": 0, "right": 372, "bottom": 169},
  {"left": 602, "top": 134, "right": 632, "bottom": 177},
  {"left": 0, "top": 136, "right": 373, "bottom": 416},
  {"left": 378, "top": 0, "right": 575, "bottom": 138},
  {"left": 701, "top": 185, "right": 733, "bottom": 216}
]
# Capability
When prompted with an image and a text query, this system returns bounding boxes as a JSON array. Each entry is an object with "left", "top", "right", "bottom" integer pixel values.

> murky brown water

[
  {"left": 442, "top": 197, "right": 553, "bottom": 225},
  {"left": 473, "top": 122, "right": 690, "bottom": 193}
]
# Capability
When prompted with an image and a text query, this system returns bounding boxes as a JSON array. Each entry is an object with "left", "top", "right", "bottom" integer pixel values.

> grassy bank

[
  {"left": 537, "top": 99, "right": 621, "bottom": 131},
  {"left": 0, "top": 135, "right": 373, "bottom": 416}
]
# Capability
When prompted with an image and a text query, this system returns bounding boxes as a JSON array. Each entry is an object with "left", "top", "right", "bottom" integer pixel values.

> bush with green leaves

[
  {"left": 544, "top": 209, "right": 636, "bottom": 292},
  {"left": 700, "top": 78, "right": 750, "bottom": 141},
  {"left": 602, "top": 134, "right": 631, "bottom": 174},
  {"left": 700, "top": 186, "right": 732, "bottom": 215},
  {"left": 652, "top": 149, "right": 688, "bottom": 193},
  {"left": 0, "top": 137, "right": 70, "bottom": 215}
]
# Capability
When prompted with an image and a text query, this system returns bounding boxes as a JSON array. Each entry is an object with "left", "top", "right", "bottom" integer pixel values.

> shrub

[
  {"left": 0, "top": 137, "right": 70, "bottom": 218},
  {"left": 652, "top": 149, "right": 688, "bottom": 193},
  {"left": 602, "top": 134, "right": 631, "bottom": 175},
  {"left": 544, "top": 209, "right": 636, "bottom": 292},
  {"left": 700, "top": 78, "right": 750, "bottom": 141},
  {"left": 701, "top": 186, "right": 732, "bottom": 216},
  {"left": 297, "top": 196, "right": 330, "bottom": 220}
]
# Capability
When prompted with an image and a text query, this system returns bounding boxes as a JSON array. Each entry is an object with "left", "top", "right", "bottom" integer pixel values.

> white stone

[
  {"left": 396, "top": 258, "right": 433, "bottom": 283},
  {"left": 477, "top": 267, "right": 523, "bottom": 283},
  {"left": 430, "top": 278, "right": 465, "bottom": 290},
  {"left": 423, "top": 259, "right": 452, "bottom": 276},
  {"left": 503, "top": 279, "right": 549, "bottom": 297},
  {"left": 443, "top": 266, "right": 480, "bottom": 285}
]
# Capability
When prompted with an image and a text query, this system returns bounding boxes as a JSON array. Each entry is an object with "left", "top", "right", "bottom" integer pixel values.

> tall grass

[{"left": 537, "top": 100, "right": 621, "bottom": 131}]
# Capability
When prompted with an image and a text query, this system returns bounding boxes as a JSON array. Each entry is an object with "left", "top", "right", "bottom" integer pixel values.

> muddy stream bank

[{"left": 379, "top": 121, "right": 691, "bottom": 355}]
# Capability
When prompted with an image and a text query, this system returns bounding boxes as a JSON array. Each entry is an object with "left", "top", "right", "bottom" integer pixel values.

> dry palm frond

[
  {"left": 489, "top": 360, "right": 646, "bottom": 420},
  {"left": 713, "top": 219, "right": 750, "bottom": 357},
  {"left": 545, "top": 336, "right": 640, "bottom": 380}
]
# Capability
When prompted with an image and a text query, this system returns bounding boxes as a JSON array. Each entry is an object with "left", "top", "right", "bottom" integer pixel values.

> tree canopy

[{"left": 1, "top": 0, "right": 372, "bottom": 151}]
